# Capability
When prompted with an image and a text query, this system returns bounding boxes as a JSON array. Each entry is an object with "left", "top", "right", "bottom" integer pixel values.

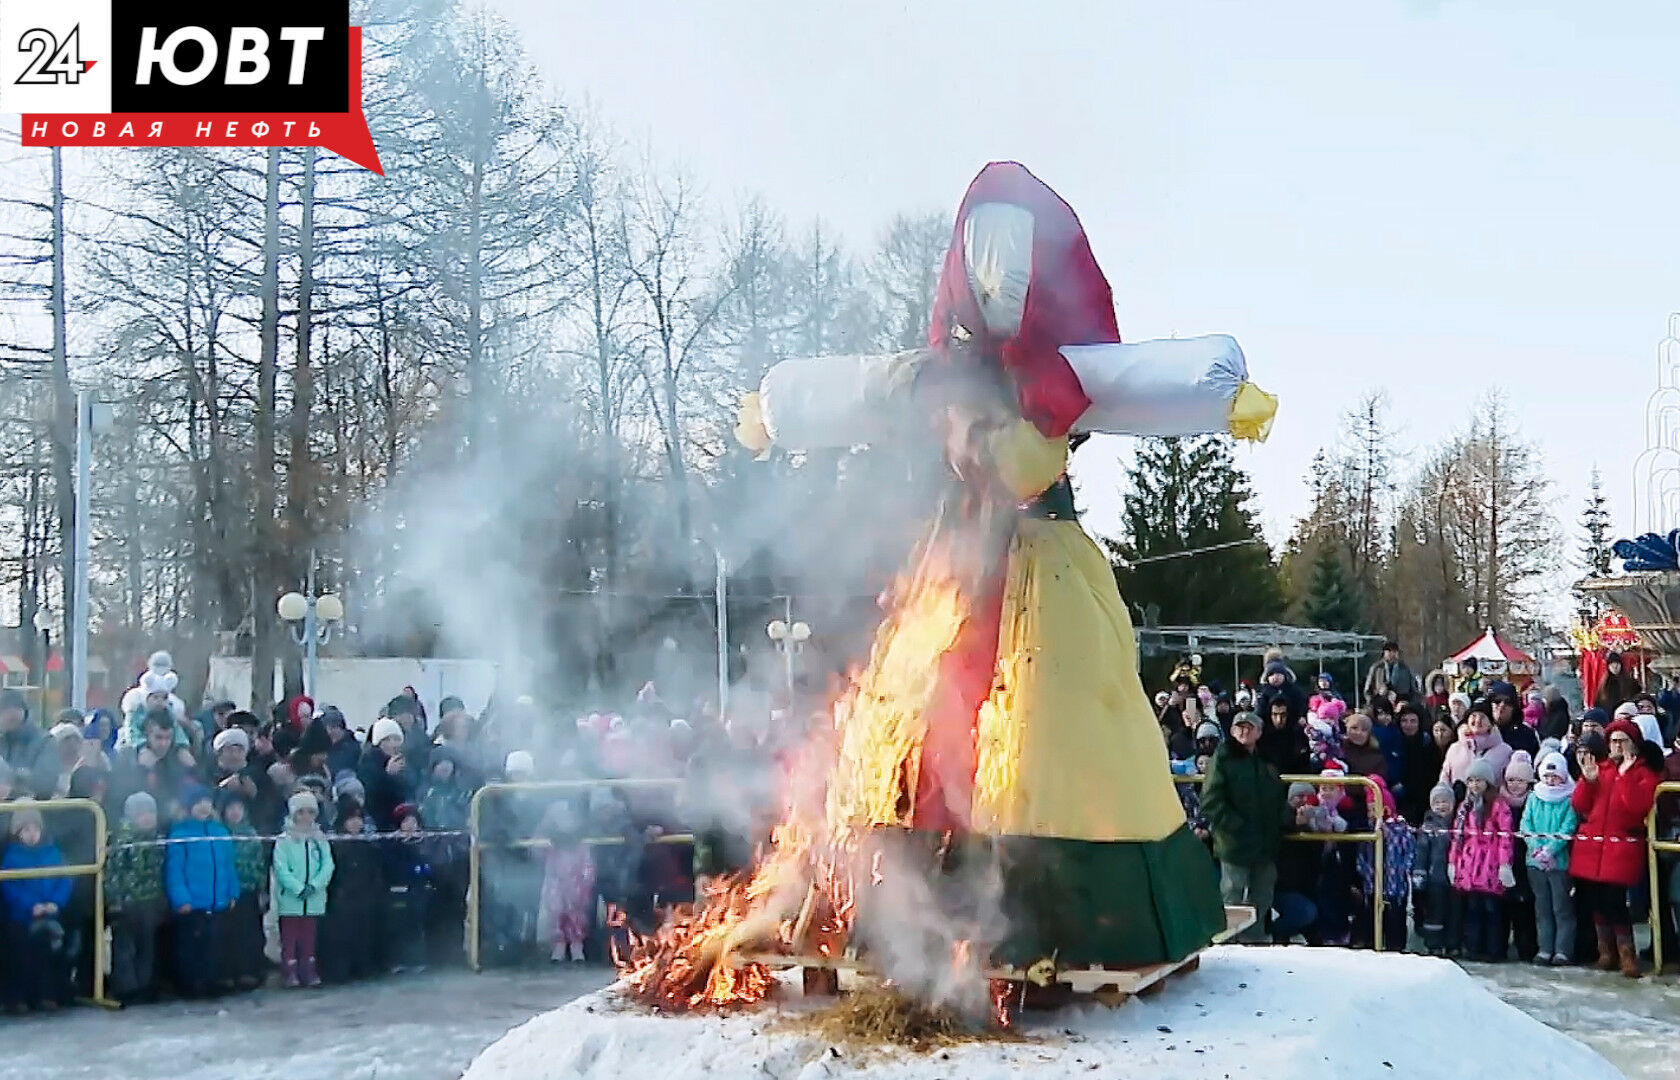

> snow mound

[{"left": 463, "top": 946, "right": 1621, "bottom": 1080}]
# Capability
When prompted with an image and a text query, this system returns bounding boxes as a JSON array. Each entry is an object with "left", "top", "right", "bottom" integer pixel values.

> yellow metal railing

[
  {"left": 0, "top": 797, "right": 114, "bottom": 1008},
  {"left": 465, "top": 779, "right": 692, "bottom": 971},
  {"left": 1175, "top": 772, "right": 1387, "bottom": 951},
  {"left": 1646, "top": 780, "right": 1680, "bottom": 974}
]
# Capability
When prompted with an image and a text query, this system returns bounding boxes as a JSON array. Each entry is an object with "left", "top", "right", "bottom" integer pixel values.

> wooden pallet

[{"left": 736, "top": 905, "right": 1256, "bottom": 1005}]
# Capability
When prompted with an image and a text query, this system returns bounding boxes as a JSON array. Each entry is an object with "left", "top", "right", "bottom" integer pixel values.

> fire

[{"left": 612, "top": 561, "right": 981, "bottom": 1015}]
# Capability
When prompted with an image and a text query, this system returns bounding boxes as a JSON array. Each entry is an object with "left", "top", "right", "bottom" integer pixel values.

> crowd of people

[
  {"left": 0, "top": 651, "right": 786, "bottom": 1012},
  {"left": 3, "top": 637, "right": 1677, "bottom": 1015},
  {"left": 1173, "top": 642, "right": 1680, "bottom": 977}
]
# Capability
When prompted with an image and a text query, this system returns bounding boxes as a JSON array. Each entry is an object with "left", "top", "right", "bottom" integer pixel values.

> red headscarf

[{"left": 929, "top": 161, "right": 1120, "bottom": 438}]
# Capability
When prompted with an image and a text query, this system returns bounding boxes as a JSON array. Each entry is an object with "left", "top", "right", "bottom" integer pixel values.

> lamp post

[
  {"left": 766, "top": 610, "right": 811, "bottom": 717},
  {"left": 277, "top": 555, "right": 343, "bottom": 699}
]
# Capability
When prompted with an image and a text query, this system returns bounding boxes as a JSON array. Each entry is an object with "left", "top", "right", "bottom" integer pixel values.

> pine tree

[
  {"left": 1109, "top": 436, "right": 1285, "bottom": 626},
  {"left": 1302, "top": 543, "right": 1362, "bottom": 631},
  {"left": 1580, "top": 467, "right": 1613, "bottom": 578}
]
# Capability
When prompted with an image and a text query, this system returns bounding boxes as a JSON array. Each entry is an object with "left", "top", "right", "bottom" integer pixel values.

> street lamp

[
  {"left": 767, "top": 616, "right": 811, "bottom": 716},
  {"left": 277, "top": 557, "right": 343, "bottom": 699}
]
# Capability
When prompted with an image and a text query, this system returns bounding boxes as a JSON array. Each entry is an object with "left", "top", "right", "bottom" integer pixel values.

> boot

[
  {"left": 1594, "top": 924, "right": 1618, "bottom": 971},
  {"left": 1617, "top": 933, "right": 1642, "bottom": 979},
  {"left": 302, "top": 957, "right": 322, "bottom": 988},
  {"left": 282, "top": 959, "right": 300, "bottom": 989},
  {"left": 568, "top": 940, "right": 586, "bottom": 963}
]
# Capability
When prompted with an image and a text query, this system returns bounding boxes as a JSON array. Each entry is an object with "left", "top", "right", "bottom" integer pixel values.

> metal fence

[{"left": 0, "top": 797, "right": 114, "bottom": 1007}]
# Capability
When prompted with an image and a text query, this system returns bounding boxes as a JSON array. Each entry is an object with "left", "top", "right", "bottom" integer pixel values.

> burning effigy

[{"left": 611, "top": 161, "right": 1276, "bottom": 1025}]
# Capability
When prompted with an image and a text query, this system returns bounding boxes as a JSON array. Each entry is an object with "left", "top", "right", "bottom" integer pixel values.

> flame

[{"left": 613, "top": 558, "right": 982, "bottom": 1015}]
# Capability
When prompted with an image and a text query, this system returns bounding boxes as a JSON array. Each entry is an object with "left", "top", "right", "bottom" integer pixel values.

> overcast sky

[{"left": 495, "top": 0, "right": 1679, "bottom": 562}]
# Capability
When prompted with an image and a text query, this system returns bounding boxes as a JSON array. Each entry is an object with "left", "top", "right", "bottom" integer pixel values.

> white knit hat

[
  {"left": 504, "top": 750, "right": 535, "bottom": 778},
  {"left": 212, "top": 727, "right": 250, "bottom": 753},
  {"left": 287, "top": 790, "right": 319, "bottom": 817},
  {"left": 371, "top": 717, "right": 403, "bottom": 746},
  {"left": 140, "top": 670, "right": 173, "bottom": 696}
]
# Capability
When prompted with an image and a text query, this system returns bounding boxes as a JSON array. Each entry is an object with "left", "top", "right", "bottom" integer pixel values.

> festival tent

[{"left": 1443, "top": 627, "right": 1541, "bottom": 689}]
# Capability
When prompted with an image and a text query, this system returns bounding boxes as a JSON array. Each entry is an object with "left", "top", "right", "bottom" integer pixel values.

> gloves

[
  {"left": 1447, "top": 864, "right": 1457, "bottom": 886},
  {"left": 1532, "top": 848, "right": 1554, "bottom": 871},
  {"left": 299, "top": 885, "right": 316, "bottom": 899},
  {"left": 1498, "top": 865, "right": 1517, "bottom": 890}
]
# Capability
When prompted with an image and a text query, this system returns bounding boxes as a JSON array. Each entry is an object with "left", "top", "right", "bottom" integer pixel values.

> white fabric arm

[
  {"left": 963, "top": 202, "right": 1034, "bottom": 337},
  {"left": 757, "top": 350, "right": 930, "bottom": 451},
  {"left": 1062, "top": 335, "right": 1249, "bottom": 437}
]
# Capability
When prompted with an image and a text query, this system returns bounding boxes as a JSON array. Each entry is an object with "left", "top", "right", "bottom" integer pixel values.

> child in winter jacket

[
  {"left": 322, "top": 801, "right": 383, "bottom": 983},
  {"left": 105, "top": 791, "right": 166, "bottom": 1002},
  {"left": 217, "top": 790, "right": 268, "bottom": 988},
  {"left": 537, "top": 801, "right": 596, "bottom": 962},
  {"left": 1356, "top": 777, "right": 1415, "bottom": 951},
  {"left": 272, "top": 791, "right": 335, "bottom": 987},
  {"left": 381, "top": 803, "right": 433, "bottom": 972},
  {"left": 1449, "top": 758, "right": 1516, "bottom": 961},
  {"left": 1520, "top": 751, "right": 1578, "bottom": 966},
  {"left": 1498, "top": 754, "right": 1538, "bottom": 962},
  {"left": 1413, "top": 784, "right": 1456, "bottom": 955},
  {"left": 0, "top": 804, "right": 73, "bottom": 1011},
  {"left": 165, "top": 784, "right": 239, "bottom": 997}
]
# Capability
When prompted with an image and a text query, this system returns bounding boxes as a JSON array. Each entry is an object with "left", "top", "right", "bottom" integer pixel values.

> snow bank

[{"left": 462, "top": 946, "right": 1621, "bottom": 1080}]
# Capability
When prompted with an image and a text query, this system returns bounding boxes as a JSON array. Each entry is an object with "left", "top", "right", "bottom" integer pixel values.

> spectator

[
  {"left": 1489, "top": 682, "right": 1540, "bottom": 759},
  {"left": 1257, "top": 693, "right": 1311, "bottom": 775},
  {"left": 1572, "top": 719, "right": 1662, "bottom": 977},
  {"left": 1272, "top": 782, "right": 1322, "bottom": 945},
  {"left": 385, "top": 694, "right": 432, "bottom": 786},
  {"left": 273, "top": 791, "right": 334, "bottom": 988},
  {"left": 217, "top": 790, "right": 268, "bottom": 990},
  {"left": 37, "top": 723, "right": 86, "bottom": 798},
  {"left": 360, "top": 718, "right": 414, "bottom": 831},
  {"left": 1341, "top": 712, "right": 1388, "bottom": 782},
  {"left": 164, "top": 784, "right": 239, "bottom": 997},
  {"left": 1521, "top": 751, "right": 1578, "bottom": 967},
  {"left": 1368, "top": 698, "right": 1407, "bottom": 784},
  {"left": 0, "top": 689, "right": 46, "bottom": 793},
  {"left": 195, "top": 700, "right": 237, "bottom": 748},
  {"left": 1423, "top": 671, "right": 1452, "bottom": 713},
  {"left": 1199, "top": 711, "right": 1287, "bottom": 943},
  {"left": 1440, "top": 702, "right": 1512, "bottom": 796},
  {"left": 382, "top": 804, "right": 433, "bottom": 972},
  {"left": 1594, "top": 652, "right": 1643, "bottom": 713},
  {"left": 106, "top": 791, "right": 166, "bottom": 1003},
  {"left": 110, "top": 710, "right": 197, "bottom": 821},
  {"left": 1456, "top": 657, "right": 1483, "bottom": 699},
  {"left": 1256, "top": 659, "right": 1308, "bottom": 726},
  {"left": 1539, "top": 687, "right": 1572, "bottom": 743},
  {"left": 1447, "top": 692, "right": 1471, "bottom": 727},
  {"left": 1166, "top": 696, "right": 1206, "bottom": 762},
  {"left": 537, "top": 801, "right": 596, "bottom": 962},
  {"left": 1308, "top": 673, "right": 1341, "bottom": 713},
  {"left": 1365, "top": 640, "right": 1418, "bottom": 703},
  {"left": 418, "top": 750, "right": 473, "bottom": 835},
  {"left": 322, "top": 802, "right": 383, "bottom": 984},
  {"left": 0, "top": 803, "right": 72, "bottom": 1011},
  {"left": 1414, "top": 783, "right": 1456, "bottom": 956},
  {"left": 1448, "top": 758, "right": 1516, "bottom": 962},
  {"left": 1499, "top": 753, "right": 1538, "bottom": 962},
  {"left": 1356, "top": 776, "right": 1414, "bottom": 951},
  {"left": 1397, "top": 704, "right": 1441, "bottom": 825},
  {"left": 205, "top": 727, "right": 260, "bottom": 805},
  {"left": 320, "top": 707, "right": 361, "bottom": 779}
]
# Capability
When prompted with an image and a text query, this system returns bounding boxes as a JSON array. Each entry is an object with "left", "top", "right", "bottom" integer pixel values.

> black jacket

[{"left": 358, "top": 746, "right": 414, "bottom": 832}]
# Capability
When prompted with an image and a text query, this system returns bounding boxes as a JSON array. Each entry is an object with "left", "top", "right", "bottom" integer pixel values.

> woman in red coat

[{"left": 1571, "top": 718, "right": 1663, "bottom": 976}]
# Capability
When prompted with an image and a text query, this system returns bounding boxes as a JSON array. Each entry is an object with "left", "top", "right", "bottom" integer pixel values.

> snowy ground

[
  {"left": 1472, "top": 960, "right": 1680, "bottom": 1079},
  {"left": 5, "top": 966, "right": 611, "bottom": 1080},
  {"left": 462, "top": 947, "right": 1628, "bottom": 1080},
  {"left": 6, "top": 955, "right": 1673, "bottom": 1079}
]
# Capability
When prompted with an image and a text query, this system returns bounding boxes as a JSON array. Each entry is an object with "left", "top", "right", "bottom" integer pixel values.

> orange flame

[{"left": 613, "top": 564, "right": 982, "bottom": 1015}]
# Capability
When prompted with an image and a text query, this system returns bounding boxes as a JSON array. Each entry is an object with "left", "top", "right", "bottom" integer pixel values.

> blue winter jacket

[
  {"left": 164, "top": 819, "right": 239, "bottom": 913},
  {"left": 0, "top": 840, "right": 74, "bottom": 923}
]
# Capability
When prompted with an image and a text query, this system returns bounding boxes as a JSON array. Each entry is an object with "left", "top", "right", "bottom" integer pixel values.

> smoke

[{"left": 849, "top": 832, "right": 1009, "bottom": 1022}]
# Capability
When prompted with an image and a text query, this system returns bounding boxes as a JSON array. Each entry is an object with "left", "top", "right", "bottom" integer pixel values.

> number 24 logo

[{"left": 15, "top": 26, "right": 93, "bottom": 85}]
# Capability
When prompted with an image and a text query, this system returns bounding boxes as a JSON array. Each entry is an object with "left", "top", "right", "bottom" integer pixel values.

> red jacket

[{"left": 1571, "top": 762, "right": 1661, "bottom": 886}]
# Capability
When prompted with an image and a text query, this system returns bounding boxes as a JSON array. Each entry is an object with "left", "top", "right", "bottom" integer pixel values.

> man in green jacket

[{"left": 1200, "top": 711, "right": 1289, "bottom": 942}]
